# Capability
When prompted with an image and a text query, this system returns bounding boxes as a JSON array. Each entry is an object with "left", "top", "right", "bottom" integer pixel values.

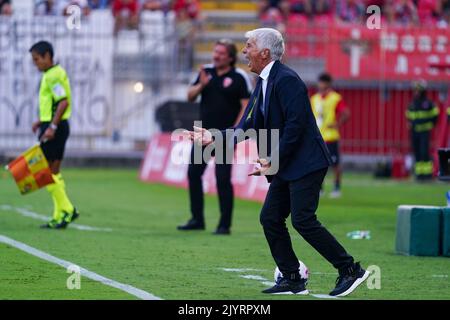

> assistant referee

[{"left": 30, "top": 41, "right": 78, "bottom": 229}]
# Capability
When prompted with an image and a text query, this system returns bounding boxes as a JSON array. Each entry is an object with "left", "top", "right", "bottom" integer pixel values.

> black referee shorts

[
  {"left": 326, "top": 141, "right": 340, "bottom": 166},
  {"left": 39, "top": 120, "right": 70, "bottom": 161}
]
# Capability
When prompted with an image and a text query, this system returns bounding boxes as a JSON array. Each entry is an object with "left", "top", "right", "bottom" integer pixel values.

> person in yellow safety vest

[
  {"left": 311, "top": 73, "right": 350, "bottom": 198},
  {"left": 406, "top": 80, "right": 439, "bottom": 181}
]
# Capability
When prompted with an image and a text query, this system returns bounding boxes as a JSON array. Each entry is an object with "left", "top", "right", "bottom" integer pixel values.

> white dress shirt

[{"left": 259, "top": 60, "right": 276, "bottom": 109}]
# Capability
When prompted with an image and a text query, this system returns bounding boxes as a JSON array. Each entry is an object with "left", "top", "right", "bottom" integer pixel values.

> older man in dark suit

[{"left": 187, "top": 28, "right": 369, "bottom": 297}]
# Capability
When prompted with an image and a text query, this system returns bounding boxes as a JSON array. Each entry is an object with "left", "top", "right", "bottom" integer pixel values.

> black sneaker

[
  {"left": 213, "top": 227, "right": 230, "bottom": 235},
  {"left": 262, "top": 277, "right": 308, "bottom": 295},
  {"left": 329, "top": 262, "right": 370, "bottom": 297},
  {"left": 177, "top": 219, "right": 205, "bottom": 231},
  {"left": 40, "top": 219, "right": 67, "bottom": 229},
  {"left": 63, "top": 207, "right": 79, "bottom": 224}
]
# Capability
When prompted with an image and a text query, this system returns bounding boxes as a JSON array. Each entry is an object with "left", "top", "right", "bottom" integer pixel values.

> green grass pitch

[{"left": 0, "top": 168, "right": 449, "bottom": 300}]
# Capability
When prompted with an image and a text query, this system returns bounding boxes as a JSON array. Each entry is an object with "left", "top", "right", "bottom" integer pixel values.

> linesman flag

[{"left": 5, "top": 144, "right": 54, "bottom": 195}]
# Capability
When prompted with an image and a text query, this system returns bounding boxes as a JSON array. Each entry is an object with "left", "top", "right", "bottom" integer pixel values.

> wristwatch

[{"left": 50, "top": 123, "right": 58, "bottom": 130}]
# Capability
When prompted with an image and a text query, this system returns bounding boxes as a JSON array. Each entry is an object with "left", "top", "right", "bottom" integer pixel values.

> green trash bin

[
  {"left": 441, "top": 208, "right": 450, "bottom": 257},
  {"left": 396, "top": 205, "right": 441, "bottom": 256}
]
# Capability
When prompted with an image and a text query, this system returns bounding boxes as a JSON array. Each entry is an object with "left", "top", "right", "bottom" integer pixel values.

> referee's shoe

[
  {"left": 63, "top": 207, "right": 79, "bottom": 224},
  {"left": 40, "top": 219, "right": 67, "bottom": 229},
  {"left": 40, "top": 208, "right": 79, "bottom": 229}
]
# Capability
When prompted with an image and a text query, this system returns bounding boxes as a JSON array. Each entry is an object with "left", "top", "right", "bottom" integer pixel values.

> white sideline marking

[
  {"left": 221, "top": 267, "right": 339, "bottom": 299},
  {"left": 239, "top": 275, "right": 267, "bottom": 281},
  {"left": 221, "top": 268, "right": 336, "bottom": 276},
  {"left": 221, "top": 268, "right": 267, "bottom": 272},
  {"left": 310, "top": 294, "right": 339, "bottom": 299},
  {"left": 431, "top": 274, "right": 448, "bottom": 278},
  {"left": 0, "top": 205, "right": 112, "bottom": 232},
  {"left": 0, "top": 234, "right": 161, "bottom": 300}
]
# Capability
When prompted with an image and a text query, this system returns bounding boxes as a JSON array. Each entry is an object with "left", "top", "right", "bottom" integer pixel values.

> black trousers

[
  {"left": 411, "top": 130, "right": 433, "bottom": 178},
  {"left": 260, "top": 168, "right": 354, "bottom": 276},
  {"left": 412, "top": 131, "right": 431, "bottom": 163},
  {"left": 187, "top": 145, "right": 234, "bottom": 228}
]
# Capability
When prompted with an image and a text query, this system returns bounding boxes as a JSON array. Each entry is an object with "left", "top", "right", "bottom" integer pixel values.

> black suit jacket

[{"left": 224, "top": 60, "right": 332, "bottom": 182}]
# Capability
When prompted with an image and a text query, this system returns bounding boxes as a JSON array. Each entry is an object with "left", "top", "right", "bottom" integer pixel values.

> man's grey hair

[{"left": 245, "top": 28, "right": 285, "bottom": 61}]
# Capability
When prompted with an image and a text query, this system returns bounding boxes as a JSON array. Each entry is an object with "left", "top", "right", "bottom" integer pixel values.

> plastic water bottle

[{"left": 346, "top": 230, "right": 371, "bottom": 239}]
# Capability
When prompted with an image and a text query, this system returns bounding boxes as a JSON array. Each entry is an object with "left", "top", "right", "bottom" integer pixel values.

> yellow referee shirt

[{"left": 39, "top": 64, "right": 72, "bottom": 122}]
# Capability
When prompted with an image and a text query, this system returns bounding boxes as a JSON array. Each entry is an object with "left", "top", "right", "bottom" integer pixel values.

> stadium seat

[
  {"left": 313, "top": 14, "right": 333, "bottom": 26},
  {"left": 200, "top": 0, "right": 258, "bottom": 12},
  {"left": 395, "top": 205, "right": 441, "bottom": 256},
  {"left": 287, "top": 14, "right": 308, "bottom": 26}
]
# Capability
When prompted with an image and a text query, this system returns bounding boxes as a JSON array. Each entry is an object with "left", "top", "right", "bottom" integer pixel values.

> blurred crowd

[
  {"left": 1, "top": 0, "right": 448, "bottom": 31},
  {"left": 259, "top": 0, "right": 450, "bottom": 28},
  {"left": 0, "top": 1, "right": 202, "bottom": 36}
]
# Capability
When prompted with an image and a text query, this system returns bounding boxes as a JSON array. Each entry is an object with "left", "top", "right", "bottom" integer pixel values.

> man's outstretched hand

[
  {"left": 248, "top": 158, "right": 271, "bottom": 176},
  {"left": 184, "top": 126, "right": 214, "bottom": 146}
]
